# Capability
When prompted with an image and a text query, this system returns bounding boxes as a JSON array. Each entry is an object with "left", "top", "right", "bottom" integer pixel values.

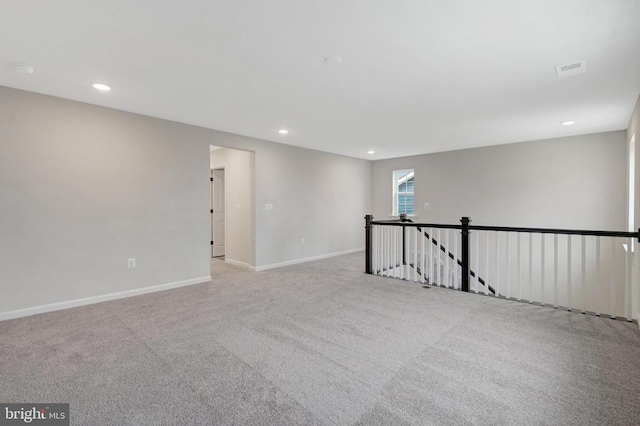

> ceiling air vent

[{"left": 556, "top": 60, "right": 586, "bottom": 78}]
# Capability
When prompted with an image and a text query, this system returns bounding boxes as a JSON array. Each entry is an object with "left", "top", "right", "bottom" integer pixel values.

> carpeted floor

[{"left": 1, "top": 252, "right": 639, "bottom": 425}]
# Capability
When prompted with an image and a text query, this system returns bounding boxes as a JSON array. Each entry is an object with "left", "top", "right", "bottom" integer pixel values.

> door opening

[{"left": 211, "top": 168, "right": 226, "bottom": 258}]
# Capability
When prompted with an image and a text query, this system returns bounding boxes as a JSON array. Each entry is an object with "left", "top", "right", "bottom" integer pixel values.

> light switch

[{"left": 265, "top": 204, "right": 273, "bottom": 211}]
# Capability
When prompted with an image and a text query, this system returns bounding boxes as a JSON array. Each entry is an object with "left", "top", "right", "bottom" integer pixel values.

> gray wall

[
  {"left": 0, "top": 87, "right": 210, "bottom": 314},
  {"left": 372, "top": 131, "right": 627, "bottom": 230},
  {"left": 210, "top": 148, "right": 254, "bottom": 267},
  {"left": 0, "top": 86, "right": 371, "bottom": 315},
  {"left": 255, "top": 142, "right": 371, "bottom": 268}
]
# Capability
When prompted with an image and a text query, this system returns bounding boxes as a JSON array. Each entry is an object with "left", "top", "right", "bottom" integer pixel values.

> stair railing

[{"left": 365, "top": 215, "right": 640, "bottom": 321}]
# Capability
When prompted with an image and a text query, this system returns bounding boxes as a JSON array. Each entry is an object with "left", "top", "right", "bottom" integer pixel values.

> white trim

[
  {"left": 252, "top": 248, "right": 364, "bottom": 272},
  {"left": 0, "top": 276, "right": 211, "bottom": 322},
  {"left": 224, "top": 258, "right": 252, "bottom": 269}
]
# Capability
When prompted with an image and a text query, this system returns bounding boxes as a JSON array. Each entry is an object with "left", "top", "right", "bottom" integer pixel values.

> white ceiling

[{"left": 1, "top": 0, "right": 639, "bottom": 160}]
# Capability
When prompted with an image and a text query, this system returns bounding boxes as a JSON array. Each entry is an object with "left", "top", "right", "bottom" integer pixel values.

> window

[{"left": 393, "top": 169, "right": 414, "bottom": 215}]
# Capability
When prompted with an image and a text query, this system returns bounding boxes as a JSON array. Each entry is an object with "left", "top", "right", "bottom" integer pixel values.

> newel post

[
  {"left": 365, "top": 215, "right": 374, "bottom": 274},
  {"left": 461, "top": 217, "right": 471, "bottom": 292}
]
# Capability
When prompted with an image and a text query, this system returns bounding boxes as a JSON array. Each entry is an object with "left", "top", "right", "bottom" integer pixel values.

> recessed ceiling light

[
  {"left": 561, "top": 120, "right": 576, "bottom": 126},
  {"left": 367, "top": 150, "right": 375, "bottom": 155},
  {"left": 14, "top": 63, "right": 35, "bottom": 74},
  {"left": 278, "top": 129, "right": 289, "bottom": 135},
  {"left": 92, "top": 83, "right": 111, "bottom": 91},
  {"left": 324, "top": 56, "right": 343, "bottom": 65}
]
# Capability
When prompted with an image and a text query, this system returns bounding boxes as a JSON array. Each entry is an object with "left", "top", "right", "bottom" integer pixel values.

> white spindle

[
  {"left": 517, "top": 233, "right": 521, "bottom": 301},
  {"left": 541, "top": 234, "right": 545, "bottom": 306},
  {"left": 454, "top": 230, "right": 459, "bottom": 289},
  {"left": 420, "top": 228, "right": 425, "bottom": 284},
  {"left": 506, "top": 232, "right": 511, "bottom": 300},
  {"left": 595, "top": 236, "right": 601, "bottom": 316},
  {"left": 554, "top": 234, "right": 558, "bottom": 309},
  {"left": 445, "top": 229, "right": 450, "bottom": 288},
  {"left": 387, "top": 226, "right": 392, "bottom": 277},
  {"left": 400, "top": 227, "right": 405, "bottom": 281},
  {"left": 485, "top": 232, "right": 490, "bottom": 296},
  {"left": 567, "top": 235, "right": 572, "bottom": 311},
  {"left": 373, "top": 226, "right": 377, "bottom": 275},
  {"left": 429, "top": 228, "right": 434, "bottom": 284},
  {"left": 581, "top": 235, "right": 586, "bottom": 314},
  {"left": 393, "top": 227, "right": 398, "bottom": 279},
  {"left": 413, "top": 227, "right": 418, "bottom": 282},
  {"left": 475, "top": 231, "right": 480, "bottom": 293},
  {"left": 383, "top": 226, "right": 387, "bottom": 277},
  {"left": 496, "top": 233, "right": 500, "bottom": 298},
  {"left": 437, "top": 229, "right": 442, "bottom": 286},
  {"left": 626, "top": 238, "right": 632, "bottom": 321},
  {"left": 528, "top": 233, "right": 533, "bottom": 303},
  {"left": 610, "top": 240, "right": 615, "bottom": 319}
]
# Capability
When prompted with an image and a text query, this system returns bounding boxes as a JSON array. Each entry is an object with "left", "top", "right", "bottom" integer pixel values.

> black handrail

[{"left": 470, "top": 225, "right": 640, "bottom": 240}]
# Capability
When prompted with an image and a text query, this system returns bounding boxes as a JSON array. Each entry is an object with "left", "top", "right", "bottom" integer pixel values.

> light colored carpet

[{"left": 1, "top": 253, "right": 639, "bottom": 425}]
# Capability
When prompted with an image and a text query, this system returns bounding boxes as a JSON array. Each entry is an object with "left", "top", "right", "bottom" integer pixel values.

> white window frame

[{"left": 392, "top": 169, "right": 415, "bottom": 216}]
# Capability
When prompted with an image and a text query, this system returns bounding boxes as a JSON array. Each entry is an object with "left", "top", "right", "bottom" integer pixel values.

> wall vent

[{"left": 556, "top": 60, "right": 586, "bottom": 78}]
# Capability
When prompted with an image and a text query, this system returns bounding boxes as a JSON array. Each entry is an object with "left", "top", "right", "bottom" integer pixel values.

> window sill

[{"left": 388, "top": 214, "right": 418, "bottom": 219}]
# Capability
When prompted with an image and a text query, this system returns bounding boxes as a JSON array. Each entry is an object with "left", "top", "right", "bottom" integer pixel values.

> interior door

[{"left": 212, "top": 168, "right": 226, "bottom": 257}]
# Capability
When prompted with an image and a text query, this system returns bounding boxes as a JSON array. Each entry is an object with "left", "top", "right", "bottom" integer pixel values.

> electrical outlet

[
  {"left": 265, "top": 204, "right": 273, "bottom": 211},
  {"left": 300, "top": 238, "right": 305, "bottom": 245},
  {"left": 424, "top": 203, "right": 430, "bottom": 210},
  {"left": 128, "top": 258, "right": 136, "bottom": 268}
]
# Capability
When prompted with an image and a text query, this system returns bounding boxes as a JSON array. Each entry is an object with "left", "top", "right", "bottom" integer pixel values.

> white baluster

[
  {"left": 567, "top": 235, "right": 572, "bottom": 311},
  {"left": 610, "top": 240, "right": 615, "bottom": 319},
  {"left": 400, "top": 226, "right": 404, "bottom": 281},
  {"left": 517, "top": 233, "right": 522, "bottom": 301},
  {"left": 445, "top": 229, "right": 450, "bottom": 288},
  {"left": 541, "top": 234, "right": 545, "bottom": 306},
  {"left": 373, "top": 226, "right": 377, "bottom": 275},
  {"left": 485, "top": 231, "right": 490, "bottom": 296},
  {"left": 437, "top": 229, "right": 442, "bottom": 286},
  {"left": 413, "top": 227, "right": 418, "bottom": 283},
  {"left": 496, "top": 233, "right": 500, "bottom": 298},
  {"left": 429, "top": 228, "right": 434, "bottom": 285},
  {"left": 475, "top": 230, "right": 479, "bottom": 293},
  {"left": 454, "top": 231, "right": 459, "bottom": 290},
  {"left": 554, "top": 234, "right": 558, "bottom": 308},
  {"left": 528, "top": 233, "right": 533, "bottom": 303},
  {"left": 595, "top": 236, "right": 601, "bottom": 316},
  {"left": 581, "top": 235, "right": 586, "bottom": 313},
  {"left": 626, "top": 238, "right": 632, "bottom": 321},
  {"left": 393, "top": 227, "right": 398, "bottom": 279},
  {"left": 420, "top": 228, "right": 425, "bottom": 284},
  {"left": 506, "top": 232, "right": 511, "bottom": 300}
]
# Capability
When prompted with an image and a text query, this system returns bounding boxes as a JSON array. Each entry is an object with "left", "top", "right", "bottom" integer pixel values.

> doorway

[{"left": 211, "top": 167, "right": 226, "bottom": 258}]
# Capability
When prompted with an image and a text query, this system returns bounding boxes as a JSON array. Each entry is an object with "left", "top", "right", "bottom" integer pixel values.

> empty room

[{"left": 1, "top": 1, "right": 640, "bottom": 425}]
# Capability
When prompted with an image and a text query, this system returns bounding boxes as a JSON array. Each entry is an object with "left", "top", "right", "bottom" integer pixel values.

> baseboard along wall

[
  {"left": 0, "top": 276, "right": 212, "bottom": 322},
  {"left": 252, "top": 248, "right": 364, "bottom": 272}
]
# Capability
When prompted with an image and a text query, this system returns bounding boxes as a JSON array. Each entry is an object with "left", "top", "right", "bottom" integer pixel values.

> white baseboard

[
  {"left": 253, "top": 248, "right": 364, "bottom": 272},
  {"left": 0, "top": 275, "right": 211, "bottom": 322},
  {"left": 224, "top": 258, "right": 252, "bottom": 270}
]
